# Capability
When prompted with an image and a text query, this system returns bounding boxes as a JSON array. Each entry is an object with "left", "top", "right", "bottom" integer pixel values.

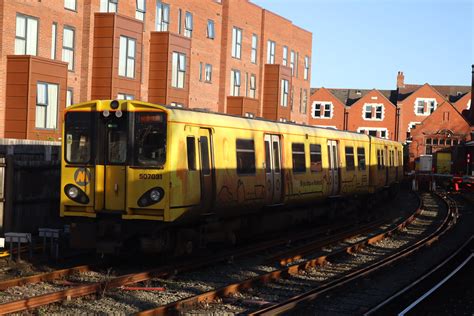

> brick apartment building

[{"left": 0, "top": 0, "right": 312, "bottom": 140}]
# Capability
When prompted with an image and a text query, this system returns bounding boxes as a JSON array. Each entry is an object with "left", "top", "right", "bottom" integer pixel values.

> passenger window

[
  {"left": 310, "top": 144, "right": 322, "bottom": 172},
  {"left": 357, "top": 147, "right": 366, "bottom": 170},
  {"left": 345, "top": 146, "right": 355, "bottom": 171},
  {"left": 236, "top": 139, "right": 256, "bottom": 174},
  {"left": 292, "top": 143, "right": 306, "bottom": 173},
  {"left": 186, "top": 137, "right": 196, "bottom": 171},
  {"left": 200, "top": 136, "right": 210, "bottom": 175},
  {"left": 264, "top": 140, "right": 271, "bottom": 173}
]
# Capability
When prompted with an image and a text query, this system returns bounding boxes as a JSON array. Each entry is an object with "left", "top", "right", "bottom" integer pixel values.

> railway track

[
  {"left": 132, "top": 191, "right": 453, "bottom": 315},
  {"left": 0, "top": 191, "right": 421, "bottom": 315}
]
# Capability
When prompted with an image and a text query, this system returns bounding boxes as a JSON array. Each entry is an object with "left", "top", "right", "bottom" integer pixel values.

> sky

[{"left": 252, "top": 0, "right": 473, "bottom": 90}]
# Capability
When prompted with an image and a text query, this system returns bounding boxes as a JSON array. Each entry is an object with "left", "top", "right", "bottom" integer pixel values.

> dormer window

[
  {"left": 414, "top": 98, "right": 437, "bottom": 116},
  {"left": 362, "top": 103, "right": 383, "bottom": 120},
  {"left": 312, "top": 102, "right": 332, "bottom": 119}
]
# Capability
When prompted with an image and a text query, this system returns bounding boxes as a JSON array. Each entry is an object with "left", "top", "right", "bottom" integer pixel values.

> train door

[
  {"left": 264, "top": 134, "right": 282, "bottom": 205},
  {"left": 198, "top": 128, "right": 214, "bottom": 209},
  {"left": 384, "top": 146, "right": 389, "bottom": 186},
  {"left": 327, "top": 140, "right": 340, "bottom": 196},
  {"left": 104, "top": 115, "right": 127, "bottom": 211}
]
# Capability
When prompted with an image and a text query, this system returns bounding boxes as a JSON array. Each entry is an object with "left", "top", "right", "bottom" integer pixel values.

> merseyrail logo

[{"left": 74, "top": 168, "right": 91, "bottom": 186}]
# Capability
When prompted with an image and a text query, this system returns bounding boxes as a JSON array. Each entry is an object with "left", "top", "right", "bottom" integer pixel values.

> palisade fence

[{"left": 0, "top": 139, "right": 62, "bottom": 235}]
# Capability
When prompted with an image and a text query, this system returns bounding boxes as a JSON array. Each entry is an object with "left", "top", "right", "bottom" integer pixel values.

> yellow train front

[{"left": 61, "top": 100, "right": 403, "bottom": 254}]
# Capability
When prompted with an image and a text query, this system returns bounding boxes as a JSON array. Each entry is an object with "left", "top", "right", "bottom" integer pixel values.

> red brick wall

[
  {"left": 454, "top": 92, "right": 471, "bottom": 113},
  {"left": 346, "top": 90, "right": 397, "bottom": 140},
  {"left": 397, "top": 84, "right": 447, "bottom": 142},
  {"left": 308, "top": 87, "right": 346, "bottom": 130},
  {"left": 262, "top": 64, "right": 291, "bottom": 121}
]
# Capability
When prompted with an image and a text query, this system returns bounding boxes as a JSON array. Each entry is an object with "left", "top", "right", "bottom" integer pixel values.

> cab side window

[
  {"left": 310, "top": 144, "right": 322, "bottom": 172},
  {"left": 345, "top": 146, "right": 355, "bottom": 171},
  {"left": 186, "top": 136, "right": 196, "bottom": 171},
  {"left": 292, "top": 143, "right": 306, "bottom": 173},
  {"left": 357, "top": 147, "right": 366, "bottom": 170},
  {"left": 236, "top": 139, "right": 256, "bottom": 174}
]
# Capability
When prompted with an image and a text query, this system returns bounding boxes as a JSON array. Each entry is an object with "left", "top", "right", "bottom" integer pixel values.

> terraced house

[{"left": 0, "top": 0, "right": 312, "bottom": 140}]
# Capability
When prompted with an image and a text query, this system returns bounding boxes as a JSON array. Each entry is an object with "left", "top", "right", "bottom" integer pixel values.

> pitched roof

[
  {"left": 398, "top": 83, "right": 471, "bottom": 102},
  {"left": 325, "top": 88, "right": 398, "bottom": 106}
]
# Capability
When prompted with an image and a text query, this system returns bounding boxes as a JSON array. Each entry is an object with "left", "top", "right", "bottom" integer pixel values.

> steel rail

[
  {"left": 251, "top": 192, "right": 456, "bottom": 315},
  {"left": 135, "top": 194, "right": 424, "bottom": 316}
]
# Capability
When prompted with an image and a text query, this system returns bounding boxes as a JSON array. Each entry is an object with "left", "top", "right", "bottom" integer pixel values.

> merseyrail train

[{"left": 61, "top": 100, "right": 403, "bottom": 254}]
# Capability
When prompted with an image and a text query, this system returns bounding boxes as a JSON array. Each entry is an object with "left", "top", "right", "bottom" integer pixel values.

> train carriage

[{"left": 61, "top": 100, "right": 403, "bottom": 253}]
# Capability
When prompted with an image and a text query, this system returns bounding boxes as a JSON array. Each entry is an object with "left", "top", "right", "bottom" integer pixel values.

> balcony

[{"left": 226, "top": 96, "right": 260, "bottom": 118}]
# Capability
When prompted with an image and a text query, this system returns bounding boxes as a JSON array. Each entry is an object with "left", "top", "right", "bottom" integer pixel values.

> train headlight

[
  {"left": 150, "top": 189, "right": 161, "bottom": 202},
  {"left": 67, "top": 186, "right": 79, "bottom": 199},
  {"left": 138, "top": 187, "right": 164, "bottom": 207},
  {"left": 64, "top": 184, "right": 90, "bottom": 204}
]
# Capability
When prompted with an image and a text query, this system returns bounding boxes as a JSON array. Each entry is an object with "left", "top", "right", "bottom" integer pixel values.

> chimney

[
  {"left": 397, "top": 71, "right": 405, "bottom": 89},
  {"left": 470, "top": 65, "right": 474, "bottom": 125}
]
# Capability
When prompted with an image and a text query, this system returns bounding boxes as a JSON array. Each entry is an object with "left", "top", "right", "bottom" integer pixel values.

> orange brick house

[{"left": 308, "top": 87, "right": 346, "bottom": 130}]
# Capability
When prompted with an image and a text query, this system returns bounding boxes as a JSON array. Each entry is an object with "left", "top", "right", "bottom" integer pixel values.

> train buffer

[
  {"left": 39, "top": 228, "right": 62, "bottom": 259},
  {"left": 4, "top": 232, "right": 32, "bottom": 261}
]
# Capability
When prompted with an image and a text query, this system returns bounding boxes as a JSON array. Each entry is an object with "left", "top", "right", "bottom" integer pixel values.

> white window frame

[
  {"left": 15, "top": 14, "right": 38, "bottom": 56},
  {"left": 414, "top": 97, "right": 437, "bottom": 116},
  {"left": 184, "top": 11, "right": 193, "bottom": 38},
  {"left": 135, "top": 0, "right": 146, "bottom": 21},
  {"left": 64, "top": 0, "right": 77, "bottom": 11},
  {"left": 311, "top": 101, "right": 333, "bottom": 119},
  {"left": 280, "top": 79, "right": 289, "bottom": 107},
  {"left": 249, "top": 74, "right": 256, "bottom": 99},
  {"left": 251, "top": 34, "right": 258, "bottom": 64},
  {"left": 117, "top": 93, "right": 134, "bottom": 100},
  {"left": 170, "top": 102, "right": 184, "bottom": 108},
  {"left": 156, "top": 2, "right": 170, "bottom": 31},
  {"left": 357, "top": 127, "right": 389, "bottom": 139},
  {"left": 231, "top": 27, "right": 242, "bottom": 59},
  {"left": 66, "top": 88, "right": 73, "bottom": 107},
  {"left": 118, "top": 36, "right": 136, "bottom": 78},
  {"left": 362, "top": 103, "right": 384, "bottom": 121},
  {"left": 204, "top": 64, "right": 212, "bottom": 83},
  {"left": 62, "top": 26, "right": 75, "bottom": 71},
  {"left": 171, "top": 52, "right": 186, "bottom": 89},
  {"left": 230, "top": 69, "right": 241, "bottom": 97},
  {"left": 35, "top": 82, "right": 59, "bottom": 130},
  {"left": 290, "top": 50, "right": 295, "bottom": 76},
  {"left": 282, "top": 46, "right": 288, "bottom": 66},
  {"left": 100, "top": 0, "right": 118, "bottom": 13},
  {"left": 408, "top": 122, "right": 421, "bottom": 132},
  {"left": 207, "top": 19, "right": 215, "bottom": 39},
  {"left": 267, "top": 40, "right": 275, "bottom": 64},
  {"left": 467, "top": 100, "right": 471, "bottom": 110}
]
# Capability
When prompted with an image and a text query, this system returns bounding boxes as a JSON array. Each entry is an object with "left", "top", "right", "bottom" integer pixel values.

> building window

[
  {"left": 295, "top": 52, "right": 299, "bottom": 77},
  {"left": 433, "top": 138, "right": 439, "bottom": 145},
  {"left": 199, "top": 62, "right": 203, "bottom": 81},
  {"left": 323, "top": 103, "right": 331, "bottom": 118},
  {"left": 357, "top": 147, "right": 366, "bottom": 170},
  {"left": 15, "top": 14, "right": 38, "bottom": 55},
  {"left": 236, "top": 139, "right": 256, "bottom": 174},
  {"left": 171, "top": 52, "right": 186, "bottom": 88},
  {"left": 363, "top": 104, "right": 384, "bottom": 120},
  {"left": 66, "top": 88, "right": 73, "bottom": 107},
  {"left": 304, "top": 56, "right": 310, "bottom": 80},
  {"left": 292, "top": 143, "right": 306, "bottom": 173},
  {"left": 290, "top": 88, "right": 294, "bottom": 111},
  {"left": 64, "top": 0, "right": 77, "bottom": 10},
  {"left": 170, "top": 102, "right": 184, "bottom": 107},
  {"left": 414, "top": 98, "right": 437, "bottom": 116},
  {"left": 100, "top": 0, "right": 117, "bottom": 13},
  {"left": 426, "top": 138, "right": 432, "bottom": 145},
  {"left": 36, "top": 82, "right": 58, "bottom": 129},
  {"left": 313, "top": 103, "right": 321, "bottom": 118},
  {"left": 283, "top": 46, "right": 288, "bottom": 66},
  {"left": 117, "top": 93, "right": 134, "bottom": 100},
  {"left": 280, "top": 79, "right": 289, "bottom": 107},
  {"left": 177, "top": 9, "right": 182, "bottom": 34},
  {"left": 230, "top": 69, "right": 241, "bottom": 96},
  {"left": 207, "top": 20, "right": 215, "bottom": 39},
  {"left": 156, "top": 2, "right": 170, "bottom": 31},
  {"left": 345, "top": 147, "right": 355, "bottom": 171},
  {"left": 300, "top": 89, "right": 307, "bottom": 114},
  {"left": 119, "top": 36, "right": 136, "bottom": 78},
  {"left": 245, "top": 112, "right": 255, "bottom": 118},
  {"left": 290, "top": 50, "right": 295, "bottom": 76},
  {"left": 232, "top": 27, "right": 242, "bottom": 59},
  {"left": 249, "top": 74, "right": 256, "bottom": 99},
  {"left": 136, "top": 0, "right": 146, "bottom": 21},
  {"left": 267, "top": 40, "right": 275, "bottom": 64},
  {"left": 380, "top": 130, "right": 387, "bottom": 138},
  {"left": 313, "top": 102, "right": 332, "bottom": 118},
  {"left": 184, "top": 12, "right": 193, "bottom": 38},
  {"left": 51, "top": 23, "right": 57, "bottom": 59},
  {"left": 62, "top": 26, "right": 75, "bottom": 71},
  {"left": 251, "top": 34, "right": 258, "bottom": 64},
  {"left": 205, "top": 64, "right": 212, "bottom": 82},
  {"left": 310, "top": 144, "right": 322, "bottom": 172}
]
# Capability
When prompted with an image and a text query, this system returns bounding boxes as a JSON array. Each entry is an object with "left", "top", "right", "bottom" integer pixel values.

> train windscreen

[
  {"left": 65, "top": 112, "right": 94, "bottom": 164},
  {"left": 134, "top": 112, "right": 167, "bottom": 167}
]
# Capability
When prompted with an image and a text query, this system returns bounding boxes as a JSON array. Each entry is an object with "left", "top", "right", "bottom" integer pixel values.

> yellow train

[{"left": 61, "top": 100, "right": 403, "bottom": 253}]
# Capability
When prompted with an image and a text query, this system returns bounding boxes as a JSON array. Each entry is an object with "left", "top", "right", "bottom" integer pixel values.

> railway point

[{"left": 0, "top": 0, "right": 472, "bottom": 314}]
